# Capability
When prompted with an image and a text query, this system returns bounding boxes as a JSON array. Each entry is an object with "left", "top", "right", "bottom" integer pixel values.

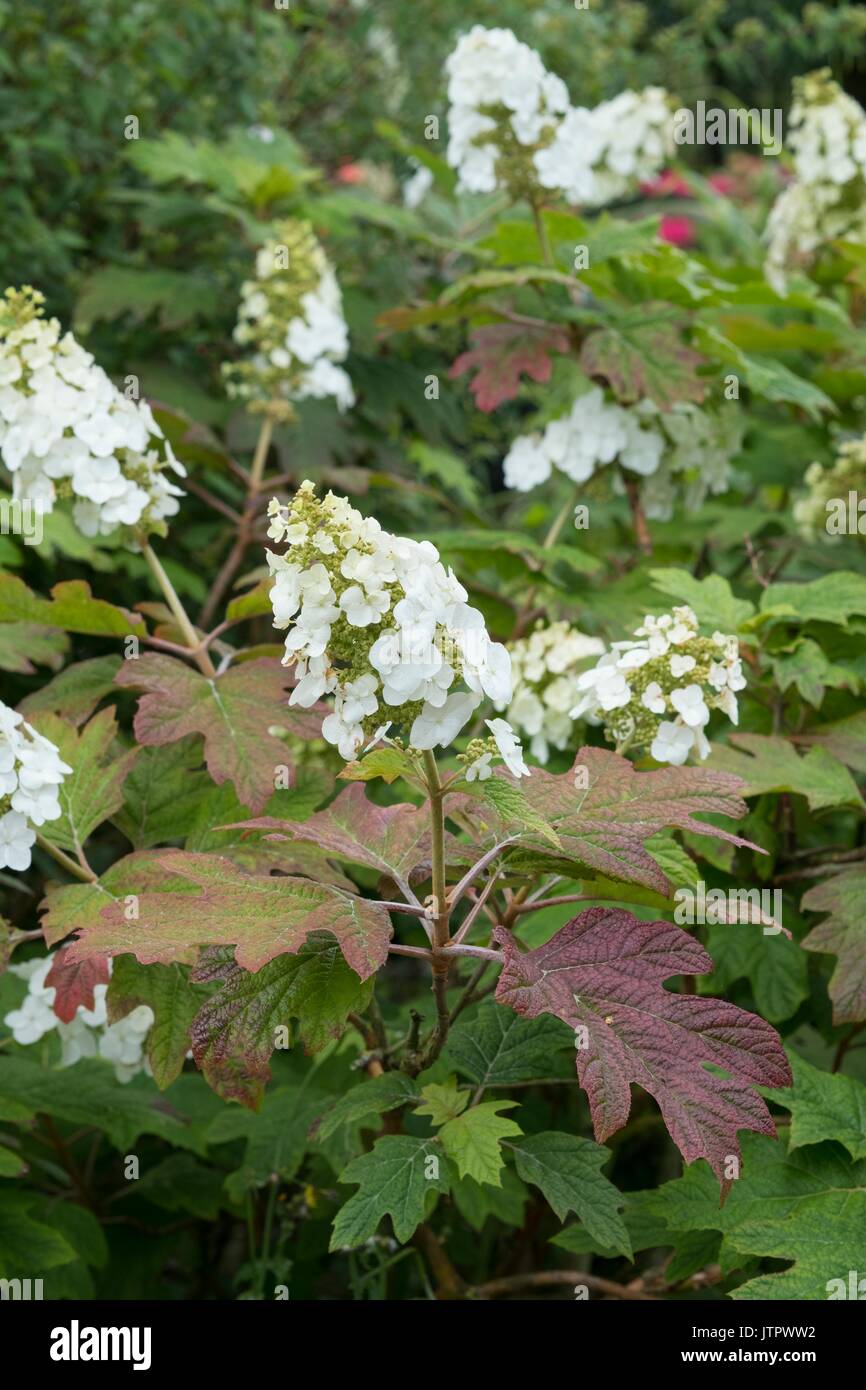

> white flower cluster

[
  {"left": 496, "top": 621, "right": 605, "bottom": 763},
  {"left": 535, "top": 87, "right": 674, "bottom": 207},
  {"left": 224, "top": 221, "right": 354, "bottom": 415},
  {"left": 4, "top": 957, "right": 154, "bottom": 1084},
  {"left": 0, "top": 702, "right": 71, "bottom": 871},
  {"left": 794, "top": 434, "right": 866, "bottom": 541},
  {"left": 503, "top": 388, "right": 665, "bottom": 492},
  {"left": 444, "top": 26, "right": 671, "bottom": 206},
  {"left": 631, "top": 401, "right": 745, "bottom": 521},
  {"left": 0, "top": 287, "right": 185, "bottom": 540},
  {"left": 266, "top": 481, "right": 526, "bottom": 768},
  {"left": 765, "top": 70, "right": 866, "bottom": 290},
  {"left": 445, "top": 25, "right": 569, "bottom": 195},
  {"left": 570, "top": 606, "right": 746, "bottom": 766}
]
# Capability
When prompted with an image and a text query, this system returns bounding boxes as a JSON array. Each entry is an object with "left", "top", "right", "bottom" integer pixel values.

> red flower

[
  {"left": 336, "top": 162, "right": 365, "bottom": 185},
  {"left": 640, "top": 168, "right": 690, "bottom": 198}
]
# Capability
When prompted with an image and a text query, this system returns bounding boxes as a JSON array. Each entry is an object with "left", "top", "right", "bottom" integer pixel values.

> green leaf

[
  {"left": 29, "top": 708, "right": 138, "bottom": 855},
  {"left": 75, "top": 266, "right": 216, "bottom": 333},
  {"left": 702, "top": 923, "right": 808, "bottom": 1023},
  {"left": 339, "top": 746, "right": 418, "bottom": 785},
  {"left": 707, "top": 734, "right": 863, "bottom": 812},
  {"left": 112, "top": 743, "right": 212, "bottom": 849},
  {"left": 128, "top": 1154, "right": 227, "bottom": 1220},
  {"left": 0, "top": 623, "right": 67, "bottom": 674},
  {"left": 317, "top": 1073, "right": 420, "bottom": 1142},
  {"left": 696, "top": 326, "right": 834, "bottom": 420},
  {"left": 728, "top": 1190, "right": 866, "bottom": 1300},
  {"left": 508, "top": 1132, "right": 631, "bottom": 1257},
  {"left": 650, "top": 568, "right": 755, "bottom": 632},
  {"left": 802, "top": 867, "right": 866, "bottom": 1025},
  {"left": 0, "top": 1058, "right": 193, "bottom": 1151},
  {"left": 763, "top": 1051, "right": 866, "bottom": 1160},
  {"left": 417, "top": 1076, "right": 470, "bottom": 1126},
  {"left": 39, "top": 851, "right": 198, "bottom": 947},
  {"left": 451, "top": 1169, "right": 529, "bottom": 1232},
  {"left": 0, "top": 1192, "right": 77, "bottom": 1278},
  {"left": 208, "top": 1085, "right": 326, "bottom": 1204},
  {"left": 108, "top": 956, "right": 210, "bottom": 1090},
  {"left": 480, "top": 777, "right": 562, "bottom": 848},
  {"left": 330, "top": 1136, "right": 452, "bottom": 1249},
  {"left": 189, "top": 938, "right": 373, "bottom": 1105},
  {"left": 18, "top": 655, "right": 122, "bottom": 726},
  {"left": 438, "top": 1099, "right": 521, "bottom": 1186},
  {"left": 0, "top": 574, "right": 145, "bottom": 636},
  {"left": 406, "top": 441, "right": 480, "bottom": 506},
  {"left": 771, "top": 639, "right": 858, "bottom": 707},
  {"left": 761, "top": 572, "right": 866, "bottom": 627},
  {"left": 444, "top": 1001, "right": 574, "bottom": 1087}
]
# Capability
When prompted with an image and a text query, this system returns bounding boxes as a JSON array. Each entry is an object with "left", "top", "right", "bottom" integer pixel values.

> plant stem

[
  {"left": 142, "top": 541, "right": 216, "bottom": 677},
  {"left": 471, "top": 1270, "right": 655, "bottom": 1301},
  {"left": 36, "top": 833, "right": 96, "bottom": 884},
  {"left": 198, "top": 412, "right": 276, "bottom": 629},
  {"left": 621, "top": 469, "right": 653, "bottom": 556},
  {"left": 419, "top": 751, "right": 451, "bottom": 1068}
]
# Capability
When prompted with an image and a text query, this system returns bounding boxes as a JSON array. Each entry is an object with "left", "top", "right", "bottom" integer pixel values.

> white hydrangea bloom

[
  {"left": 445, "top": 25, "right": 569, "bottom": 194},
  {"left": 503, "top": 388, "right": 665, "bottom": 492},
  {"left": 765, "top": 70, "right": 866, "bottom": 290},
  {"left": 570, "top": 606, "right": 745, "bottom": 764},
  {"left": 496, "top": 620, "right": 605, "bottom": 762},
  {"left": 535, "top": 87, "right": 674, "bottom": 207},
  {"left": 266, "top": 482, "right": 527, "bottom": 770},
  {"left": 627, "top": 401, "right": 746, "bottom": 520},
  {"left": 0, "top": 701, "right": 71, "bottom": 870},
  {"left": 794, "top": 433, "right": 866, "bottom": 542},
  {"left": 223, "top": 221, "right": 354, "bottom": 415},
  {"left": 4, "top": 957, "right": 154, "bottom": 1084},
  {"left": 0, "top": 287, "right": 185, "bottom": 540}
]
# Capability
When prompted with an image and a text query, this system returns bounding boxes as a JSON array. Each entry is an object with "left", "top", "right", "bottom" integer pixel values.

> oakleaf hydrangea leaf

[
  {"left": 437, "top": 1099, "right": 522, "bottom": 1186},
  {"left": 494, "top": 907, "right": 791, "bottom": 1188},
  {"left": 802, "top": 867, "right": 866, "bottom": 1023},
  {"left": 330, "top": 1136, "right": 452, "bottom": 1250},
  {"left": 115, "top": 652, "right": 321, "bottom": 813},
  {"left": 45, "top": 945, "right": 111, "bottom": 1023},
  {"left": 65, "top": 850, "right": 392, "bottom": 978},
  {"left": 508, "top": 1131, "right": 631, "bottom": 1257}
]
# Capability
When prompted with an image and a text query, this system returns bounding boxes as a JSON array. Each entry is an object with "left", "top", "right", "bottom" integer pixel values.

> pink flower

[
  {"left": 660, "top": 214, "right": 696, "bottom": 247},
  {"left": 709, "top": 172, "right": 736, "bottom": 196},
  {"left": 336, "top": 163, "right": 365, "bottom": 185}
]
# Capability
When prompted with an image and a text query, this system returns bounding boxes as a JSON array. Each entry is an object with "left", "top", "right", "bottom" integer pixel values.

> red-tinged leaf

[
  {"left": 39, "top": 851, "right": 199, "bottom": 947},
  {"left": 449, "top": 323, "right": 570, "bottom": 412},
  {"left": 44, "top": 945, "right": 111, "bottom": 1023},
  {"left": 65, "top": 851, "right": 392, "bottom": 979},
  {"left": 503, "top": 748, "right": 758, "bottom": 895},
  {"left": 114, "top": 653, "right": 322, "bottom": 813},
  {"left": 801, "top": 868, "right": 866, "bottom": 1024},
  {"left": 227, "top": 784, "right": 464, "bottom": 898},
  {"left": 19, "top": 656, "right": 123, "bottom": 727},
  {"left": 494, "top": 908, "right": 791, "bottom": 1190},
  {"left": 188, "top": 939, "right": 372, "bottom": 1106},
  {"left": 580, "top": 309, "right": 706, "bottom": 410}
]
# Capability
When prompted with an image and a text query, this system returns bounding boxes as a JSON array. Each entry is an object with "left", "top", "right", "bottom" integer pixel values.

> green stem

[
  {"left": 419, "top": 751, "right": 451, "bottom": 1069},
  {"left": 36, "top": 833, "right": 96, "bottom": 884},
  {"left": 249, "top": 414, "right": 275, "bottom": 492},
  {"left": 142, "top": 542, "right": 216, "bottom": 677}
]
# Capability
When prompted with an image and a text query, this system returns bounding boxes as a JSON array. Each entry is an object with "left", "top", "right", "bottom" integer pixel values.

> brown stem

[
  {"left": 471, "top": 1270, "right": 655, "bottom": 1300},
  {"left": 621, "top": 470, "right": 652, "bottom": 556},
  {"left": 414, "top": 1224, "right": 464, "bottom": 1300},
  {"left": 198, "top": 413, "right": 275, "bottom": 629}
]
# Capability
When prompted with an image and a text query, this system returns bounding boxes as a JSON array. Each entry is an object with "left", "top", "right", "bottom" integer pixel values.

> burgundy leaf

[
  {"left": 45, "top": 945, "right": 111, "bottom": 1023},
  {"left": 449, "top": 323, "right": 570, "bottom": 412},
  {"left": 494, "top": 907, "right": 791, "bottom": 1190}
]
